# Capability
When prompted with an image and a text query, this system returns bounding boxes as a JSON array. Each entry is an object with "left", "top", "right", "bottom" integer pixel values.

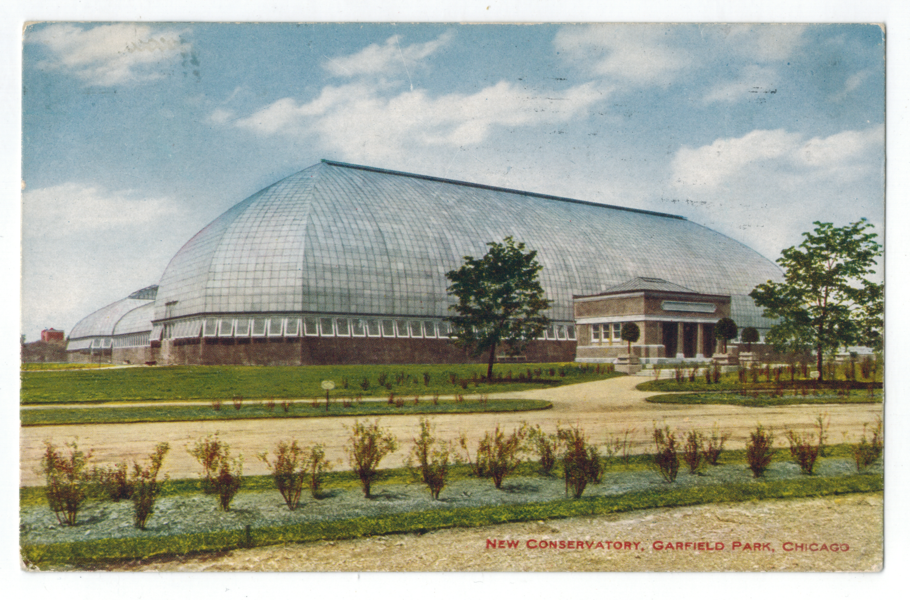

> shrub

[
  {"left": 41, "top": 441, "right": 92, "bottom": 526},
  {"left": 281, "top": 399, "right": 291, "bottom": 413},
  {"left": 526, "top": 424, "right": 558, "bottom": 475},
  {"left": 741, "top": 326, "right": 759, "bottom": 352},
  {"left": 377, "top": 372, "right": 389, "bottom": 387},
  {"left": 652, "top": 426, "right": 679, "bottom": 483},
  {"left": 360, "top": 377, "right": 370, "bottom": 391},
  {"left": 91, "top": 461, "right": 133, "bottom": 501},
  {"left": 423, "top": 371, "right": 431, "bottom": 386},
  {"left": 259, "top": 440, "right": 308, "bottom": 510},
  {"left": 815, "top": 412, "right": 830, "bottom": 457},
  {"left": 188, "top": 434, "right": 243, "bottom": 510},
  {"left": 682, "top": 430, "right": 705, "bottom": 474},
  {"left": 211, "top": 399, "right": 222, "bottom": 411},
  {"left": 265, "top": 398, "right": 276, "bottom": 412},
  {"left": 460, "top": 425, "right": 526, "bottom": 488},
  {"left": 408, "top": 418, "right": 454, "bottom": 500},
  {"left": 346, "top": 420, "right": 398, "bottom": 497},
  {"left": 304, "top": 443, "right": 331, "bottom": 498},
  {"left": 715, "top": 317, "right": 738, "bottom": 353},
  {"left": 854, "top": 418, "right": 883, "bottom": 471},
  {"left": 232, "top": 395, "right": 243, "bottom": 410},
  {"left": 702, "top": 425, "right": 729, "bottom": 466},
  {"left": 746, "top": 425, "right": 775, "bottom": 478},
  {"left": 130, "top": 443, "right": 170, "bottom": 529},
  {"left": 606, "top": 428, "right": 636, "bottom": 465},
  {"left": 558, "top": 425, "right": 602, "bottom": 498},
  {"left": 785, "top": 430, "right": 819, "bottom": 475}
]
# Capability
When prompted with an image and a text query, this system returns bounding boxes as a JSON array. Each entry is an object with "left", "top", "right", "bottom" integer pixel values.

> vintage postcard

[{"left": 18, "top": 21, "right": 884, "bottom": 575}]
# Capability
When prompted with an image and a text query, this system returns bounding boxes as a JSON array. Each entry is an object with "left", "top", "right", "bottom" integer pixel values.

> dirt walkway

[
  {"left": 19, "top": 376, "right": 882, "bottom": 486},
  {"left": 98, "top": 492, "right": 883, "bottom": 572}
]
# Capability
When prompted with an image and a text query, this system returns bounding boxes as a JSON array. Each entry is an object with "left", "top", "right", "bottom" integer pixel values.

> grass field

[
  {"left": 20, "top": 363, "right": 619, "bottom": 405},
  {"left": 20, "top": 398, "right": 552, "bottom": 426},
  {"left": 646, "top": 390, "right": 883, "bottom": 407}
]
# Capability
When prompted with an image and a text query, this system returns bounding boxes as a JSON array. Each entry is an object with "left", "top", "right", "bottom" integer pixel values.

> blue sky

[{"left": 20, "top": 22, "right": 884, "bottom": 341}]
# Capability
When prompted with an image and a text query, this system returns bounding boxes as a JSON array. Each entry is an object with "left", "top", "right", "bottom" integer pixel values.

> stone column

[
  {"left": 696, "top": 323, "right": 705, "bottom": 359},
  {"left": 676, "top": 322, "right": 685, "bottom": 359}
]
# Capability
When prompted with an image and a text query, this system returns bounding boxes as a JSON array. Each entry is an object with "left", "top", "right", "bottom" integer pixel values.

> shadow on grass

[{"left": 500, "top": 481, "right": 541, "bottom": 494}]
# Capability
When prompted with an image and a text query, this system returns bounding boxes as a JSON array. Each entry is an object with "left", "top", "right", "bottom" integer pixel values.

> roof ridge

[{"left": 320, "top": 159, "right": 686, "bottom": 221}]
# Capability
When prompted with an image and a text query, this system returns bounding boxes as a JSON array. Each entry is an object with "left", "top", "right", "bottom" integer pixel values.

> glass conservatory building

[{"left": 66, "top": 160, "right": 781, "bottom": 366}]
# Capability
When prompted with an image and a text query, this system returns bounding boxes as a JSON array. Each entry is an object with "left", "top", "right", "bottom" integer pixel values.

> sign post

[{"left": 321, "top": 380, "right": 335, "bottom": 412}]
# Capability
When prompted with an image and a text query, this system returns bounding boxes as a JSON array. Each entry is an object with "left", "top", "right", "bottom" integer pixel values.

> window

[
  {"left": 556, "top": 324, "right": 567, "bottom": 340},
  {"left": 367, "top": 320, "right": 381, "bottom": 337},
  {"left": 567, "top": 325, "right": 576, "bottom": 341},
  {"left": 423, "top": 321, "right": 436, "bottom": 338},
  {"left": 285, "top": 318, "right": 300, "bottom": 337},
  {"left": 219, "top": 318, "right": 234, "bottom": 338},
  {"left": 409, "top": 321, "right": 423, "bottom": 338},
  {"left": 612, "top": 323, "right": 622, "bottom": 341},
  {"left": 591, "top": 324, "right": 601, "bottom": 343},
  {"left": 545, "top": 325, "right": 555, "bottom": 340},
  {"left": 203, "top": 318, "right": 219, "bottom": 338},
  {"left": 267, "top": 318, "right": 284, "bottom": 337},
  {"left": 395, "top": 319, "right": 409, "bottom": 338},
  {"left": 251, "top": 318, "right": 267, "bottom": 337},
  {"left": 438, "top": 322, "right": 451, "bottom": 338},
  {"left": 381, "top": 320, "right": 396, "bottom": 337},
  {"left": 351, "top": 319, "right": 366, "bottom": 337},
  {"left": 235, "top": 318, "right": 251, "bottom": 337},
  {"left": 303, "top": 317, "right": 319, "bottom": 336},
  {"left": 319, "top": 317, "right": 335, "bottom": 336},
  {"left": 335, "top": 318, "right": 350, "bottom": 337}
]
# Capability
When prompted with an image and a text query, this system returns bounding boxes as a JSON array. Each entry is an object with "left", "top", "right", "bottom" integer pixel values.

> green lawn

[
  {"left": 20, "top": 398, "right": 552, "bottom": 426},
  {"left": 646, "top": 390, "right": 883, "bottom": 407},
  {"left": 21, "top": 363, "right": 619, "bottom": 405}
]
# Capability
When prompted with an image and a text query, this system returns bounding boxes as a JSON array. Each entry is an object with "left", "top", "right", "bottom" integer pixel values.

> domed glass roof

[{"left": 153, "top": 160, "right": 783, "bottom": 324}]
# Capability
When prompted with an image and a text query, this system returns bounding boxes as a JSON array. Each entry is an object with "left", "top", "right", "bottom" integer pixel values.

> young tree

[
  {"left": 620, "top": 322, "right": 640, "bottom": 355},
  {"left": 714, "top": 317, "right": 737, "bottom": 353},
  {"left": 446, "top": 237, "right": 552, "bottom": 380},
  {"left": 750, "top": 220, "right": 882, "bottom": 381},
  {"left": 346, "top": 420, "right": 398, "bottom": 497},
  {"left": 740, "top": 327, "right": 760, "bottom": 352}
]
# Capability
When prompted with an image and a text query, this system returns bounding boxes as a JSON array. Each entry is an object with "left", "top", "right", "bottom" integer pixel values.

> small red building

[{"left": 41, "top": 328, "right": 65, "bottom": 343}]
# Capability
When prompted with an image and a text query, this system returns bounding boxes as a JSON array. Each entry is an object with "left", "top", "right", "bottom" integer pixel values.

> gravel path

[
  {"left": 20, "top": 375, "right": 882, "bottom": 486},
  {"left": 97, "top": 492, "right": 883, "bottom": 572}
]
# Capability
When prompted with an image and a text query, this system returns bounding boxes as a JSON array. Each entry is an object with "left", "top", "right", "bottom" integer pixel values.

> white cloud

[
  {"left": 832, "top": 69, "right": 873, "bottom": 102},
  {"left": 232, "top": 79, "right": 607, "bottom": 163},
  {"left": 207, "top": 108, "right": 235, "bottom": 125},
  {"left": 553, "top": 25, "right": 690, "bottom": 85},
  {"left": 711, "top": 24, "right": 807, "bottom": 62},
  {"left": 29, "top": 23, "right": 192, "bottom": 86},
  {"left": 22, "top": 182, "right": 182, "bottom": 237},
  {"left": 703, "top": 65, "right": 778, "bottom": 104},
  {"left": 323, "top": 31, "right": 454, "bottom": 78}
]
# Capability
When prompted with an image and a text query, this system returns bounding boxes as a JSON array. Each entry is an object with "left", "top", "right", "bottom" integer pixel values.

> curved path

[{"left": 20, "top": 376, "right": 882, "bottom": 487}]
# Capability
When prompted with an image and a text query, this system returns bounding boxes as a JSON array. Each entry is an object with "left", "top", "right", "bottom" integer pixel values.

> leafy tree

[
  {"left": 750, "top": 220, "right": 882, "bottom": 381},
  {"left": 714, "top": 317, "right": 738, "bottom": 353},
  {"left": 620, "top": 322, "right": 640, "bottom": 354},
  {"left": 446, "top": 237, "right": 552, "bottom": 379},
  {"left": 740, "top": 327, "right": 760, "bottom": 352}
]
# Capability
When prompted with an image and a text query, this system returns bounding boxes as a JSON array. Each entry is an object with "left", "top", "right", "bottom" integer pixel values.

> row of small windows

[
  {"left": 154, "top": 317, "right": 577, "bottom": 342},
  {"left": 590, "top": 323, "right": 623, "bottom": 343}
]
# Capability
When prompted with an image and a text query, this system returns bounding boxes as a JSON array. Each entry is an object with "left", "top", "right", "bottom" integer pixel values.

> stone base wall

[
  {"left": 149, "top": 338, "right": 576, "bottom": 366},
  {"left": 112, "top": 346, "right": 156, "bottom": 365}
]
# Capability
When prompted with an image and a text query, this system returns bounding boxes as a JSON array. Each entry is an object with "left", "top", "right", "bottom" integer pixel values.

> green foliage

[
  {"left": 620, "top": 322, "right": 640, "bottom": 354},
  {"left": 682, "top": 430, "right": 705, "bottom": 474},
  {"left": 445, "top": 237, "right": 552, "bottom": 379},
  {"left": 785, "top": 430, "right": 819, "bottom": 475},
  {"left": 557, "top": 425, "right": 603, "bottom": 498},
  {"left": 750, "top": 220, "right": 883, "bottom": 380},
  {"left": 461, "top": 424, "right": 527, "bottom": 488},
  {"left": 652, "top": 425, "right": 680, "bottom": 483},
  {"left": 188, "top": 434, "right": 243, "bottom": 510},
  {"left": 741, "top": 327, "right": 760, "bottom": 351},
  {"left": 90, "top": 461, "right": 133, "bottom": 502},
  {"left": 259, "top": 441, "right": 308, "bottom": 510},
  {"left": 346, "top": 420, "right": 399, "bottom": 497},
  {"left": 854, "top": 418, "right": 883, "bottom": 471},
  {"left": 746, "top": 425, "right": 776, "bottom": 478},
  {"left": 714, "top": 318, "right": 738, "bottom": 353},
  {"left": 526, "top": 424, "right": 559, "bottom": 475},
  {"left": 408, "top": 419, "right": 455, "bottom": 500},
  {"left": 702, "top": 425, "right": 730, "bottom": 466},
  {"left": 41, "top": 441, "right": 92, "bottom": 526},
  {"left": 645, "top": 390, "right": 882, "bottom": 407},
  {"left": 130, "top": 443, "right": 170, "bottom": 529}
]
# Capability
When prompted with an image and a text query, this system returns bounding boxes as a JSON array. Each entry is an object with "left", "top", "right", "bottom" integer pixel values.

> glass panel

[
  {"left": 567, "top": 325, "right": 576, "bottom": 340},
  {"left": 367, "top": 320, "right": 381, "bottom": 337},
  {"left": 438, "top": 321, "right": 450, "bottom": 338},
  {"left": 592, "top": 324, "right": 601, "bottom": 342},
  {"left": 351, "top": 319, "right": 366, "bottom": 337},
  {"left": 251, "top": 318, "right": 267, "bottom": 337},
  {"left": 556, "top": 324, "right": 567, "bottom": 340},
  {"left": 187, "top": 319, "right": 202, "bottom": 338},
  {"left": 219, "top": 319, "right": 234, "bottom": 337},
  {"left": 381, "top": 320, "right": 395, "bottom": 337},
  {"left": 546, "top": 325, "right": 555, "bottom": 340},
  {"left": 319, "top": 317, "right": 334, "bottom": 336},
  {"left": 203, "top": 318, "right": 218, "bottom": 337},
  {"left": 423, "top": 321, "right": 436, "bottom": 338},
  {"left": 303, "top": 317, "right": 319, "bottom": 336},
  {"left": 267, "top": 318, "right": 284, "bottom": 337},
  {"left": 335, "top": 318, "right": 350, "bottom": 336},
  {"left": 395, "top": 320, "right": 410, "bottom": 338},
  {"left": 612, "top": 323, "right": 622, "bottom": 340},
  {"left": 149, "top": 324, "right": 163, "bottom": 341},
  {"left": 285, "top": 318, "right": 300, "bottom": 337},
  {"left": 235, "top": 318, "right": 251, "bottom": 337},
  {"left": 409, "top": 321, "right": 423, "bottom": 338}
]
